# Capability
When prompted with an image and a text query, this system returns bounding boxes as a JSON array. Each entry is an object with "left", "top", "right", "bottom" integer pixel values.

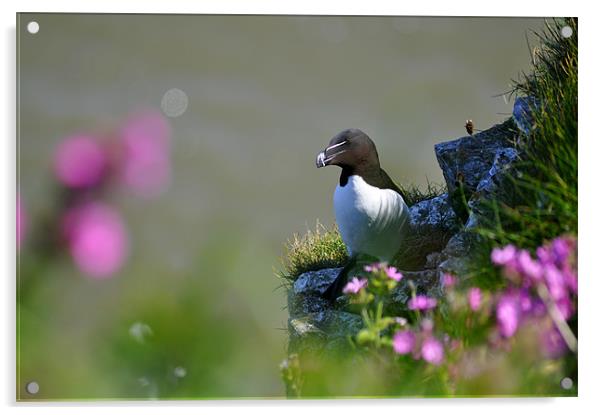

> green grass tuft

[
  {"left": 399, "top": 181, "right": 446, "bottom": 207},
  {"left": 279, "top": 221, "right": 348, "bottom": 283}
]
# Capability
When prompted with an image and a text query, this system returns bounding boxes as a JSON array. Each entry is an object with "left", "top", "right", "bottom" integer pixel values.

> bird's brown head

[{"left": 316, "top": 129, "right": 379, "bottom": 171}]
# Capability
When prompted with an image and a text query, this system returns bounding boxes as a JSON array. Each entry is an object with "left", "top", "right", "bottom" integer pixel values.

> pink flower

[
  {"left": 119, "top": 110, "right": 171, "bottom": 197},
  {"left": 518, "top": 288, "right": 545, "bottom": 317},
  {"left": 491, "top": 244, "right": 517, "bottom": 266},
  {"left": 392, "top": 330, "right": 415, "bottom": 355},
  {"left": 408, "top": 295, "right": 437, "bottom": 311},
  {"left": 543, "top": 264, "right": 567, "bottom": 301},
  {"left": 421, "top": 337, "right": 444, "bottom": 365},
  {"left": 385, "top": 266, "right": 403, "bottom": 282},
  {"left": 536, "top": 245, "right": 553, "bottom": 266},
  {"left": 551, "top": 237, "right": 573, "bottom": 266},
  {"left": 364, "top": 264, "right": 376, "bottom": 272},
  {"left": 443, "top": 273, "right": 457, "bottom": 288},
  {"left": 62, "top": 202, "right": 129, "bottom": 278},
  {"left": 342, "top": 277, "right": 368, "bottom": 295},
  {"left": 364, "top": 262, "right": 385, "bottom": 273},
  {"left": 564, "top": 270, "right": 578, "bottom": 294},
  {"left": 17, "top": 194, "right": 27, "bottom": 248},
  {"left": 54, "top": 135, "right": 108, "bottom": 189},
  {"left": 516, "top": 250, "right": 544, "bottom": 282},
  {"left": 467, "top": 287, "right": 482, "bottom": 311},
  {"left": 496, "top": 292, "right": 520, "bottom": 338}
]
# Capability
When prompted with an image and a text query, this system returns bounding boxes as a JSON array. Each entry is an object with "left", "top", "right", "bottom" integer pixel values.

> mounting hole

[
  {"left": 161, "top": 88, "right": 188, "bottom": 118},
  {"left": 26, "top": 381, "right": 39, "bottom": 395},
  {"left": 174, "top": 366, "right": 187, "bottom": 378},
  {"left": 27, "top": 21, "right": 40, "bottom": 34},
  {"left": 560, "top": 377, "right": 573, "bottom": 390},
  {"left": 560, "top": 26, "right": 573, "bottom": 39}
]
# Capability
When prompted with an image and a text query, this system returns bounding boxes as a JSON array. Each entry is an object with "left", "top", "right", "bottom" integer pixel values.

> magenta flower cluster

[
  {"left": 19, "top": 109, "right": 172, "bottom": 279},
  {"left": 363, "top": 263, "right": 403, "bottom": 281},
  {"left": 491, "top": 237, "right": 577, "bottom": 357},
  {"left": 392, "top": 328, "right": 445, "bottom": 366},
  {"left": 343, "top": 277, "right": 368, "bottom": 294},
  {"left": 52, "top": 110, "right": 172, "bottom": 197},
  {"left": 408, "top": 295, "right": 437, "bottom": 311}
]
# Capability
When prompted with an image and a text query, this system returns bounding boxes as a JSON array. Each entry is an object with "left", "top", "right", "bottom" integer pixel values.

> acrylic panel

[{"left": 16, "top": 14, "right": 577, "bottom": 400}]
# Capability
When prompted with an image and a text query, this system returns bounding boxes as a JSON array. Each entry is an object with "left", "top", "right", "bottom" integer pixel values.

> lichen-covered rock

[
  {"left": 474, "top": 147, "right": 520, "bottom": 195},
  {"left": 409, "top": 193, "right": 458, "bottom": 232},
  {"left": 288, "top": 310, "right": 363, "bottom": 354},
  {"left": 465, "top": 146, "right": 520, "bottom": 229},
  {"left": 293, "top": 267, "right": 340, "bottom": 296},
  {"left": 434, "top": 120, "right": 517, "bottom": 209},
  {"left": 288, "top": 267, "right": 341, "bottom": 318}
]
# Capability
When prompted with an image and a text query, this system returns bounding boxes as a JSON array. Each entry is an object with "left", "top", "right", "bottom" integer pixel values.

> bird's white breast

[{"left": 334, "top": 175, "right": 409, "bottom": 261}]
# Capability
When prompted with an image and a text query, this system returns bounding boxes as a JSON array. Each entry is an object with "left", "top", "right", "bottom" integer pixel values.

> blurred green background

[{"left": 17, "top": 14, "right": 543, "bottom": 399}]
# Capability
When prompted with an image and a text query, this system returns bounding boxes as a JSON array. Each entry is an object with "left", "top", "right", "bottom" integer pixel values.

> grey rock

[
  {"left": 473, "top": 147, "right": 520, "bottom": 196},
  {"left": 512, "top": 96, "right": 539, "bottom": 135},
  {"left": 465, "top": 146, "right": 520, "bottom": 230},
  {"left": 409, "top": 193, "right": 458, "bottom": 232},
  {"left": 288, "top": 310, "right": 363, "bottom": 353},
  {"left": 425, "top": 252, "right": 444, "bottom": 269},
  {"left": 442, "top": 231, "right": 474, "bottom": 258},
  {"left": 288, "top": 267, "right": 341, "bottom": 318},
  {"left": 437, "top": 231, "right": 481, "bottom": 278},
  {"left": 434, "top": 120, "right": 517, "bottom": 199},
  {"left": 293, "top": 267, "right": 340, "bottom": 296},
  {"left": 288, "top": 292, "right": 331, "bottom": 317}
]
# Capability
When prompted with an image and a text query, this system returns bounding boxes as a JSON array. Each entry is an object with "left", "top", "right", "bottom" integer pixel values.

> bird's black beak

[{"left": 316, "top": 141, "right": 347, "bottom": 168}]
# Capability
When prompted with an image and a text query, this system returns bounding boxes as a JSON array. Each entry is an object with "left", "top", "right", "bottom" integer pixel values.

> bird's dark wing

[{"left": 379, "top": 168, "right": 408, "bottom": 202}]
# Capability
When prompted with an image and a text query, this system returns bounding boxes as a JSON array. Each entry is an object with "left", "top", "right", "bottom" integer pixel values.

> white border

[{"left": 2, "top": 1, "right": 599, "bottom": 414}]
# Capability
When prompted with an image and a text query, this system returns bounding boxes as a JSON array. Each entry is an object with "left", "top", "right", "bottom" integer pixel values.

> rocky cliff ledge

[{"left": 288, "top": 102, "right": 530, "bottom": 354}]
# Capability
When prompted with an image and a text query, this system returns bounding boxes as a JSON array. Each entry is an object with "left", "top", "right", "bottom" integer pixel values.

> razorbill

[{"left": 316, "top": 128, "right": 410, "bottom": 300}]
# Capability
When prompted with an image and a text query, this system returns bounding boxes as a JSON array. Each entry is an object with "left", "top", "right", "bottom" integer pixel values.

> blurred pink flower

[
  {"left": 551, "top": 237, "right": 574, "bottom": 266},
  {"left": 496, "top": 292, "right": 520, "bottom": 338},
  {"left": 491, "top": 244, "right": 517, "bottom": 266},
  {"left": 467, "top": 287, "right": 482, "bottom": 311},
  {"left": 62, "top": 202, "right": 128, "bottom": 278},
  {"left": 408, "top": 295, "right": 437, "bottom": 311},
  {"left": 516, "top": 250, "right": 544, "bottom": 282},
  {"left": 17, "top": 194, "right": 26, "bottom": 248},
  {"left": 385, "top": 266, "right": 403, "bottom": 282},
  {"left": 421, "top": 337, "right": 444, "bottom": 365},
  {"left": 54, "top": 135, "right": 108, "bottom": 189},
  {"left": 342, "top": 277, "right": 368, "bottom": 294},
  {"left": 392, "top": 330, "right": 415, "bottom": 355},
  {"left": 364, "top": 262, "right": 385, "bottom": 273},
  {"left": 543, "top": 264, "right": 567, "bottom": 301},
  {"left": 443, "top": 273, "right": 457, "bottom": 288},
  {"left": 119, "top": 110, "right": 171, "bottom": 197}
]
